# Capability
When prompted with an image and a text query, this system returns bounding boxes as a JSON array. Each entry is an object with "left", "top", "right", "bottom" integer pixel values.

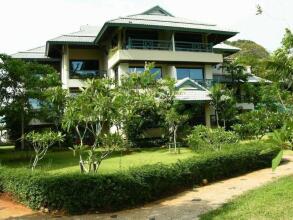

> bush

[
  {"left": 232, "top": 109, "right": 285, "bottom": 139},
  {"left": 0, "top": 143, "right": 278, "bottom": 214},
  {"left": 186, "top": 125, "right": 239, "bottom": 152}
]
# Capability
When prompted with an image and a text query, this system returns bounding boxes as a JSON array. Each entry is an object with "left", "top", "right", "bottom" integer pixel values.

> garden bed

[{"left": 0, "top": 142, "right": 279, "bottom": 214}]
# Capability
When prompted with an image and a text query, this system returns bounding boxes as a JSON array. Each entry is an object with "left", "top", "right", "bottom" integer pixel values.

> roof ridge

[
  {"left": 140, "top": 5, "right": 174, "bottom": 17},
  {"left": 116, "top": 16, "right": 216, "bottom": 27}
]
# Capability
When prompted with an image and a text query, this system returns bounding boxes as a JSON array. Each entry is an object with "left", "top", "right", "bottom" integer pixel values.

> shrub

[
  {"left": 186, "top": 125, "right": 239, "bottom": 152},
  {"left": 0, "top": 142, "right": 278, "bottom": 214},
  {"left": 232, "top": 109, "right": 285, "bottom": 139}
]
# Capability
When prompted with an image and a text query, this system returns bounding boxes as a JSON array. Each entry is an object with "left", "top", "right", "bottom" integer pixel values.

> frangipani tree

[
  {"left": 25, "top": 129, "right": 64, "bottom": 171},
  {"left": 62, "top": 78, "right": 125, "bottom": 173}
]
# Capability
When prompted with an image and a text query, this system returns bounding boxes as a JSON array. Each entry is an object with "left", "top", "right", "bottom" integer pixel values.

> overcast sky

[{"left": 1, "top": 0, "right": 292, "bottom": 54}]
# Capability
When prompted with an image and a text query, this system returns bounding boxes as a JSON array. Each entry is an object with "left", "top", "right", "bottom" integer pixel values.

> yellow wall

[{"left": 68, "top": 48, "right": 107, "bottom": 70}]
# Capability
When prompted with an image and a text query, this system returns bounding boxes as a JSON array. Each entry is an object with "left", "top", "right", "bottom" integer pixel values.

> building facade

[{"left": 12, "top": 6, "right": 262, "bottom": 127}]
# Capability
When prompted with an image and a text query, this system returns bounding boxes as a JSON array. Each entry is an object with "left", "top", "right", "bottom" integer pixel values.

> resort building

[{"left": 12, "top": 5, "right": 262, "bottom": 127}]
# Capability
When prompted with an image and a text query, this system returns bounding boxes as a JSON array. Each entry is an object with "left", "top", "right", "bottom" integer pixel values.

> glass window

[
  {"left": 128, "top": 67, "right": 162, "bottom": 79},
  {"left": 69, "top": 60, "right": 99, "bottom": 78},
  {"left": 29, "top": 98, "right": 42, "bottom": 110},
  {"left": 176, "top": 68, "right": 204, "bottom": 80}
]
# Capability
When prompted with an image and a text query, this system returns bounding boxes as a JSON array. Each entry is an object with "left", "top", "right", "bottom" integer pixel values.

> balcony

[
  {"left": 108, "top": 39, "right": 222, "bottom": 68},
  {"left": 125, "top": 38, "right": 213, "bottom": 52}
]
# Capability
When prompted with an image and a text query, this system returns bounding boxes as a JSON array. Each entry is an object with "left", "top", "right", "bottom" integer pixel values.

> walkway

[{"left": 1, "top": 155, "right": 293, "bottom": 220}]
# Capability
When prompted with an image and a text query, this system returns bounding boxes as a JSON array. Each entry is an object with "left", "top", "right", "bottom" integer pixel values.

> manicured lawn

[
  {"left": 200, "top": 175, "right": 293, "bottom": 220},
  {"left": 0, "top": 147, "right": 195, "bottom": 174}
]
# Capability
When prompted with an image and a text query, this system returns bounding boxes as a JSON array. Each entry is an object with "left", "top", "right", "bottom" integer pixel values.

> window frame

[
  {"left": 176, "top": 67, "right": 205, "bottom": 81},
  {"left": 69, "top": 59, "right": 100, "bottom": 79}
]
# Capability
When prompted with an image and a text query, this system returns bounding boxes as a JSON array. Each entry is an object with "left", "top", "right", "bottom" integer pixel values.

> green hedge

[{"left": 0, "top": 143, "right": 279, "bottom": 214}]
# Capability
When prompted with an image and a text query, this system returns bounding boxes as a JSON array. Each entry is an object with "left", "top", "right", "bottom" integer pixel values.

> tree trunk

[
  {"left": 21, "top": 109, "right": 25, "bottom": 150},
  {"left": 215, "top": 110, "right": 219, "bottom": 128},
  {"left": 32, "top": 155, "right": 39, "bottom": 171},
  {"left": 174, "top": 126, "right": 177, "bottom": 153}
]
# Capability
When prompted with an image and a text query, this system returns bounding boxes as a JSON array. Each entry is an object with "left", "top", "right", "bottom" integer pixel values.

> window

[
  {"left": 69, "top": 60, "right": 99, "bottom": 79},
  {"left": 29, "top": 98, "right": 42, "bottom": 110},
  {"left": 176, "top": 68, "right": 204, "bottom": 80},
  {"left": 128, "top": 66, "right": 162, "bottom": 79}
]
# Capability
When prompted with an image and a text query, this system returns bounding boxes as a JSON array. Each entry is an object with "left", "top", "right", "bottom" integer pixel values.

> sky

[{"left": 0, "top": 0, "right": 292, "bottom": 55}]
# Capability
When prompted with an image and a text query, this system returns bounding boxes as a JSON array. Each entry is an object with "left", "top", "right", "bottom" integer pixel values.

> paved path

[{"left": 1, "top": 155, "right": 293, "bottom": 220}]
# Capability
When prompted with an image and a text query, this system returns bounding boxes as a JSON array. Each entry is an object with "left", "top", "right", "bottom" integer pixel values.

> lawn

[
  {"left": 0, "top": 146, "right": 195, "bottom": 174},
  {"left": 200, "top": 175, "right": 293, "bottom": 220}
]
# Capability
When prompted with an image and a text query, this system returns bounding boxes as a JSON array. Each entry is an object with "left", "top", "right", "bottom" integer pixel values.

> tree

[
  {"left": 120, "top": 63, "right": 167, "bottom": 145},
  {"left": 25, "top": 129, "right": 64, "bottom": 170},
  {"left": 0, "top": 54, "right": 60, "bottom": 150},
  {"left": 164, "top": 107, "right": 188, "bottom": 153},
  {"left": 225, "top": 40, "right": 269, "bottom": 77},
  {"left": 186, "top": 125, "right": 239, "bottom": 152},
  {"left": 62, "top": 78, "right": 125, "bottom": 173},
  {"left": 232, "top": 108, "right": 284, "bottom": 140},
  {"left": 209, "top": 84, "right": 236, "bottom": 128},
  {"left": 266, "top": 29, "right": 293, "bottom": 90}
]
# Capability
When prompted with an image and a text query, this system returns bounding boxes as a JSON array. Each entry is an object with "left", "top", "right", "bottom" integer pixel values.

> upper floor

[{"left": 12, "top": 6, "right": 242, "bottom": 89}]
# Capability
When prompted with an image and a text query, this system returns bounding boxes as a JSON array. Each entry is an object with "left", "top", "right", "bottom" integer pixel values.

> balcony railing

[
  {"left": 69, "top": 70, "right": 107, "bottom": 79},
  {"left": 125, "top": 38, "right": 213, "bottom": 52},
  {"left": 126, "top": 38, "right": 172, "bottom": 50},
  {"left": 175, "top": 41, "right": 213, "bottom": 52}
]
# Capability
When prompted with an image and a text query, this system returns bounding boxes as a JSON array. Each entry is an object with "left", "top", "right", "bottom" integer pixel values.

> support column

[
  {"left": 171, "top": 32, "right": 175, "bottom": 51},
  {"left": 61, "top": 45, "right": 69, "bottom": 89},
  {"left": 117, "top": 63, "right": 129, "bottom": 84}
]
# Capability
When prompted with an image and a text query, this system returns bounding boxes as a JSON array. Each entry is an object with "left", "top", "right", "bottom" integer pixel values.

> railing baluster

[{"left": 126, "top": 39, "right": 213, "bottom": 52}]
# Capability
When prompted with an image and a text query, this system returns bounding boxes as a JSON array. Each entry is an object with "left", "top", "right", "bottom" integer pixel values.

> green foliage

[
  {"left": 269, "top": 120, "right": 293, "bottom": 171},
  {"left": 186, "top": 126, "right": 239, "bottom": 152},
  {"left": 233, "top": 109, "right": 285, "bottom": 139},
  {"left": 0, "top": 54, "right": 60, "bottom": 149},
  {"left": 265, "top": 29, "right": 293, "bottom": 89},
  {"left": 62, "top": 78, "right": 124, "bottom": 173},
  {"left": 123, "top": 103, "right": 164, "bottom": 145},
  {"left": 225, "top": 40, "right": 269, "bottom": 77},
  {"left": 272, "top": 150, "right": 283, "bottom": 172},
  {"left": 25, "top": 129, "right": 64, "bottom": 170},
  {"left": 0, "top": 143, "right": 278, "bottom": 214},
  {"left": 209, "top": 84, "right": 236, "bottom": 128}
]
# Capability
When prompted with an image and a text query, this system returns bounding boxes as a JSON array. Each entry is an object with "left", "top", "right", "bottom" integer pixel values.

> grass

[
  {"left": 0, "top": 146, "right": 195, "bottom": 174},
  {"left": 200, "top": 175, "right": 293, "bottom": 220}
]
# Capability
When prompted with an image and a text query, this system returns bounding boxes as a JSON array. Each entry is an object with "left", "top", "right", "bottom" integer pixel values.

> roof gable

[
  {"left": 175, "top": 78, "right": 208, "bottom": 91},
  {"left": 141, "top": 5, "right": 174, "bottom": 17}
]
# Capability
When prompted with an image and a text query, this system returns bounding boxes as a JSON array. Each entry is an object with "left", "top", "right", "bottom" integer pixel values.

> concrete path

[{"left": 1, "top": 155, "right": 293, "bottom": 220}]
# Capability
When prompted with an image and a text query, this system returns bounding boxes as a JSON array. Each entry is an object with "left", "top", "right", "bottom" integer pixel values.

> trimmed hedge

[{"left": 0, "top": 143, "right": 279, "bottom": 214}]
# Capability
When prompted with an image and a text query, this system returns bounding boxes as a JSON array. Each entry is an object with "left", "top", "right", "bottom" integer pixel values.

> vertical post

[
  {"left": 118, "top": 29, "right": 122, "bottom": 49},
  {"left": 21, "top": 105, "right": 24, "bottom": 150},
  {"left": 171, "top": 32, "right": 175, "bottom": 51},
  {"left": 61, "top": 45, "right": 69, "bottom": 89}
]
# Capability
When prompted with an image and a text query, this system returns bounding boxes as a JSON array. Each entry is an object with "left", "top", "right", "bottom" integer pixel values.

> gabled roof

[
  {"left": 47, "top": 25, "right": 100, "bottom": 44},
  {"left": 175, "top": 78, "right": 211, "bottom": 101},
  {"left": 46, "top": 25, "right": 101, "bottom": 56},
  {"left": 11, "top": 46, "right": 59, "bottom": 61},
  {"left": 140, "top": 5, "right": 174, "bottom": 16},
  {"left": 94, "top": 6, "right": 238, "bottom": 44}
]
